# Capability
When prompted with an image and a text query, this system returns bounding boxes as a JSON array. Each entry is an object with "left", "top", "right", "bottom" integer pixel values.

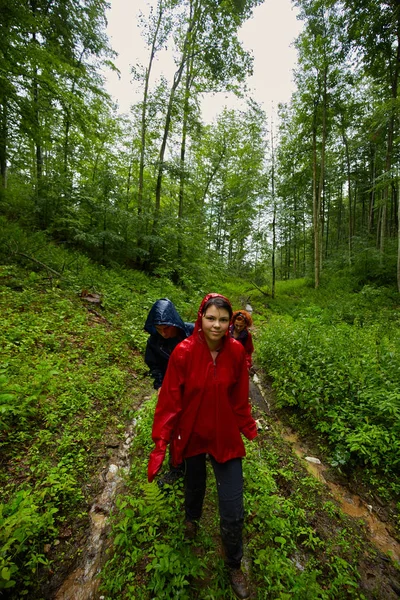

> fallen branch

[
  {"left": 249, "top": 282, "right": 269, "bottom": 297},
  {"left": 18, "top": 252, "right": 62, "bottom": 277}
]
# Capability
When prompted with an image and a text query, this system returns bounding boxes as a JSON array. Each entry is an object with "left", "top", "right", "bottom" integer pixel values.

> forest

[{"left": 1, "top": 0, "right": 400, "bottom": 598}]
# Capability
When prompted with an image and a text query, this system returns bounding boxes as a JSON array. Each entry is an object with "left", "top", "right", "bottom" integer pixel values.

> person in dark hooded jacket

[
  {"left": 144, "top": 298, "right": 194, "bottom": 392},
  {"left": 144, "top": 298, "right": 194, "bottom": 485}
]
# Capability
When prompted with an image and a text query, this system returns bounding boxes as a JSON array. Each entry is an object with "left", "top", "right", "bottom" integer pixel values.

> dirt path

[
  {"left": 250, "top": 372, "right": 400, "bottom": 598},
  {"left": 47, "top": 374, "right": 400, "bottom": 599},
  {"left": 42, "top": 391, "right": 153, "bottom": 600}
]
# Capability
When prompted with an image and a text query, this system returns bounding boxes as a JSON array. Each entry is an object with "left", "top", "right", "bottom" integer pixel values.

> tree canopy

[{"left": 1, "top": 0, "right": 399, "bottom": 290}]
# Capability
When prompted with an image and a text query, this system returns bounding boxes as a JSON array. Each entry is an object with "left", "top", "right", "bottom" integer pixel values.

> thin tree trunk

[
  {"left": 153, "top": 13, "right": 194, "bottom": 233},
  {"left": 325, "top": 183, "right": 330, "bottom": 258},
  {"left": 271, "top": 124, "right": 276, "bottom": 298},
  {"left": 201, "top": 145, "right": 226, "bottom": 205},
  {"left": 380, "top": 6, "right": 400, "bottom": 260},
  {"left": 30, "top": 1, "right": 44, "bottom": 223},
  {"left": 153, "top": 59, "right": 186, "bottom": 231},
  {"left": 368, "top": 146, "right": 376, "bottom": 233},
  {"left": 177, "top": 51, "right": 194, "bottom": 261},
  {"left": 0, "top": 99, "right": 7, "bottom": 189},
  {"left": 397, "top": 175, "right": 400, "bottom": 292},
  {"left": 138, "top": 2, "right": 164, "bottom": 217},
  {"left": 341, "top": 123, "right": 353, "bottom": 260},
  {"left": 318, "top": 68, "right": 327, "bottom": 275},
  {"left": 62, "top": 48, "right": 86, "bottom": 203},
  {"left": 312, "top": 109, "right": 320, "bottom": 288}
]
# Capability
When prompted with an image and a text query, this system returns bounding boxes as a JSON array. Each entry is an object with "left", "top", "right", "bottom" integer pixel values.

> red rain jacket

[{"left": 150, "top": 294, "right": 257, "bottom": 467}]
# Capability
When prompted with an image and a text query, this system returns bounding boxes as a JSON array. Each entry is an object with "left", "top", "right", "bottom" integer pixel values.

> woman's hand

[{"left": 147, "top": 439, "right": 168, "bottom": 482}]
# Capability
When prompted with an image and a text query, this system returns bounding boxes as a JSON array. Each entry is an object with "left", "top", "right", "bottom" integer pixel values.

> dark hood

[{"left": 144, "top": 298, "right": 191, "bottom": 336}]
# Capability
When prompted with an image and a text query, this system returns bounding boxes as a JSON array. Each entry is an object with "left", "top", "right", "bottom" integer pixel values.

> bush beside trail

[{"left": 255, "top": 282, "right": 400, "bottom": 504}]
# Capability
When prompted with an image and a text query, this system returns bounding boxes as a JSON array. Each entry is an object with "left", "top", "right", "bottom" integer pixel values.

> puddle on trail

[{"left": 282, "top": 429, "right": 400, "bottom": 564}]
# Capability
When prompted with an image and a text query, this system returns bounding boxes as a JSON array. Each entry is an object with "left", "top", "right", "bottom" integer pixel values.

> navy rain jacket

[{"left": 144, "top": 298, "right": 194, "bottom": 390}]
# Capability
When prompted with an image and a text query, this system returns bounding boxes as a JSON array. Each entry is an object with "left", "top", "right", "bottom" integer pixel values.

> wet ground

[
  {"left": 250, "top": 374, "right": 400, "bottom": 562},
  {"left": 48, "top": 377, "right": 400, "bottom": 599},
  {"left": 281, "top": 428, "right": 400, "bottom": 564}
]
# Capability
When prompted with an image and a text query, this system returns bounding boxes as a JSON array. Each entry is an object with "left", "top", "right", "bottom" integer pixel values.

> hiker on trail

[
  {"left": 144, "top": 298, "right": 194, "bottom": 486},
  {"left": 229, "top": 310, "right": 254, "bottom": 372},
  {"left": 147, "top": 293, "right": 257, "bottom": 600}
]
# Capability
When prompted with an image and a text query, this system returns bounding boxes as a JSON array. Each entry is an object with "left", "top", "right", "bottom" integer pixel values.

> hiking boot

[
  {"left": 184, "top": 520, "right": 198, "bottom": 541},
  {"left": 228, "top": 568, "right": 250, "bottom": 599},
  {"left": 157, "top": 467, "right": 184, "bottom": 489}
]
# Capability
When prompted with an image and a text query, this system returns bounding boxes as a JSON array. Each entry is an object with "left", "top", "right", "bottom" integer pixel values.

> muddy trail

[
  {"left": 250, "top": 376, "right": 400, "bottom": 563},
  {"left": 46, "top": 376, "right": 400, "bottom": 600}
]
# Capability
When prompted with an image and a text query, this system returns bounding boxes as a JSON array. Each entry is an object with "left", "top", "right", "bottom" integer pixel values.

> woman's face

[
  {"left": 201, "top": 305, "right": 230, "bottom": 348},
  {"left": 234, "top": 318, "right": 246, "bottom": 333}
]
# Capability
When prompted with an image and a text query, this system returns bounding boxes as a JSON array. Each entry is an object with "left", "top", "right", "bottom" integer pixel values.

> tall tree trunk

[
  {"left": 153, "top": 13, "right": 194, "bottom": 234},
  {"left": 325, "top": 183, "right": 330, "bottom": 258},
  {"left": 138, "top": 2, "right": 164, "bottom": 218},
  {"left": 151, "top": 0, "right": 203, "bottom": 255},
  {"left": 312, "top": 108, "right": 320, "bottom": 289},
  {"left": 0, "top": 99, "right": 7, "bottom": 190},
  {"left": 62, "top": 48, "right": 86, "bottom": 205},
  {"left": 397, "top": 175, "right": 400, "bottom": 292},
  {"left": 318, "top": 68, "right": 327, "bottom": 274},
  {"left": 368, "top": 146, "right": 376, "bottom": 234},
  {"left": 177, "top": 52, "right": 194, "bottom": 262},
  {"left": 380, "top": 6, "right": 400, "bottom": 260},
  {"left": 152, "top": 57, "right": 186, "bottom": 235},
  {"left": 201, "top": 145, "right": 226, "bottom": 205},
  {"left": 271, "top": 125, "right": 276, "bottom": 298},
  {"left": 30, "top": 1, "right": 44, "bottom": 223},
  {"left": 341, "top": 122, "right": 353, "bottom": 261}
]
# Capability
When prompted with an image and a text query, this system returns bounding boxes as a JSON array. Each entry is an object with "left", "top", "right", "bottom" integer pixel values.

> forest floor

[
  {"left": 49, "top": 369, "right": 400, "bottom": 600},
  {"left": 248, "top": 374, "right": 400, "bottom": 599},
  {"left": 2, "top": 261, "right": 400, "bottom": 599}
]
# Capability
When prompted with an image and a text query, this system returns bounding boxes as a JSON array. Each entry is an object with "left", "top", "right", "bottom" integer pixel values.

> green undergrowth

[
  {"left": 255, "top": 278, "right": 400, "bottom": 511},
  {"left": 2, "top": 221, "right": 400, "bottom": 597},
  {"left": 0, "top": 265, "right": 152, "bottom": 595},
  {"left": 0, "top": 221, "right": 253, "bottom": 596},
  {"left": 99, "top": 394, "right": 392, "bottom": 599}
]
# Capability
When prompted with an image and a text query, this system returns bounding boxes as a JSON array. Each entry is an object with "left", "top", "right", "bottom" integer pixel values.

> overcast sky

[{"left": 104, "top": 0, "right": 303, "bottom": 122}]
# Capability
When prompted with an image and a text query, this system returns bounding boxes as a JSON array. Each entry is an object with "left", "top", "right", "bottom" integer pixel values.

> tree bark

[
  {"left": 0, "top": 99, "right": 7, "bottom": 189},
  {"left": 138, "top": 1, "right": 164, "bottom": 217}
]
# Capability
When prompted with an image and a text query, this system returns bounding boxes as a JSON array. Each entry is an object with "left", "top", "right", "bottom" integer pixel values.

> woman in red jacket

[
  {"left": 147, "top": 293, "right": 257, "bottom": 600},
  {"left": 230, "top": 310, "right": 254, "bottom": 371}
]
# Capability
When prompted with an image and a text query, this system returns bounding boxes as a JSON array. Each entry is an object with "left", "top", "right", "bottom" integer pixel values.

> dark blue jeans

[{"left": 184, "top": 453, "right": 244, "bottom": 569}]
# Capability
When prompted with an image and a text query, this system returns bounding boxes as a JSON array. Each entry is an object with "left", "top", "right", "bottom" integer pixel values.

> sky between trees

[{"left": 104, "top": 0, "right": 303, "bottom": 121}]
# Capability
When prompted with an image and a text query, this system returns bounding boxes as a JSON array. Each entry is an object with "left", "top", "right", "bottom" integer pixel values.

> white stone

[{"left": 305, "top": 456, "right": 321, "bottom": 464}]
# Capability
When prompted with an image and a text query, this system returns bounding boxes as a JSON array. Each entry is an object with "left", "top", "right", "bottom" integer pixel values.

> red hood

[{"left": 194, "top": 293, "right": 232, "bottom": 337}]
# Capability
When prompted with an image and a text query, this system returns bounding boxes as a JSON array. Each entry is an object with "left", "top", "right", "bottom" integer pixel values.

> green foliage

[
  {"left": 99, "top": 390, "right": 371, "bottom": 599},
  {"left": 0, "top": 489, "right": 57, "bottom": 591},
  {"left": 0, "top": 241, "right": 167, "bottom": 595},
  {"left": 257, "top": 280, "right": 400, "bottom": 481},
  {"left": 244, "top": 428, "right": 368, "bottom": 599},
  {"left": 1, "top": 220, "right": 399, "bottom": 597}
]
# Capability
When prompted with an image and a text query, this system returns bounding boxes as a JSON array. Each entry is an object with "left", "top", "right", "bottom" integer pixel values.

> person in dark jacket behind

[
  {"left": 147, "top": 294, "right": 257, "bottom": 599},
  {"left": 144, "top": 298, "right": 194, "bottom": 486}
]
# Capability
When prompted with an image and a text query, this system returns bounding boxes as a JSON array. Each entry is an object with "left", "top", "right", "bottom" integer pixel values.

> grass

[
  {"left": 99, "top": 395, "right": 399, "bottom": 599},
  {"left": 1, "top": 222, "right": 400, "bottom": 598}
]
